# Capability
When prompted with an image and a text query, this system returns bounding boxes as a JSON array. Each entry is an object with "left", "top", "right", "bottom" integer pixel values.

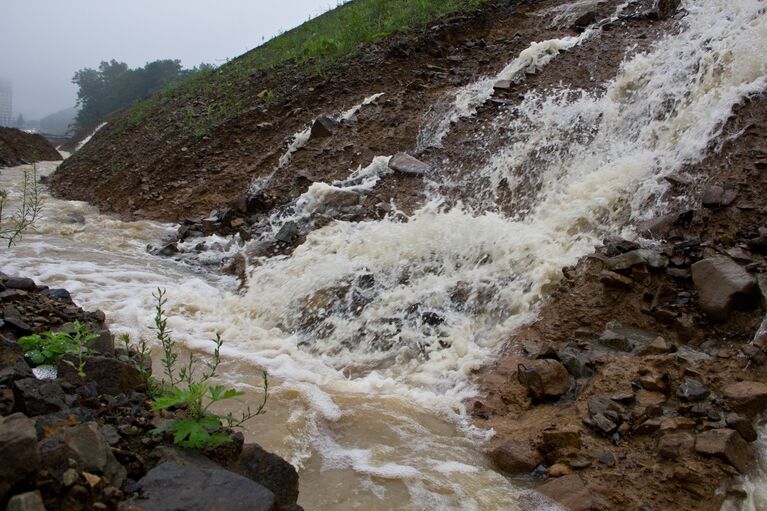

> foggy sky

[{"left": 0, "top": 1, "right": 338, "bottom": 120}]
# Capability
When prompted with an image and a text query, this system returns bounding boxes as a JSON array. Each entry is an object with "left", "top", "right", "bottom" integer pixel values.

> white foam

[{"left": 75, "top": 122, "right": 107, "bottom": 152}]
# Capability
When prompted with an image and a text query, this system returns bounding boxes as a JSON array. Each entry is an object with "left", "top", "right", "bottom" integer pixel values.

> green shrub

[
  {"left": 133, "top": 289, "right": 269, "bottom": 449},
  {"left": 19, "top": 321, "right": 97, "bottom": 376}
]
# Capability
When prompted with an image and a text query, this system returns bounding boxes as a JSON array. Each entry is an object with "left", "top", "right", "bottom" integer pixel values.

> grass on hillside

[{"left": 116, "top": 0, "right": 491, "bottom": 136}]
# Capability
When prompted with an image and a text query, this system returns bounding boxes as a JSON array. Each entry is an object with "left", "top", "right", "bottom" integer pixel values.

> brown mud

[{"left": 0, "top": 128, "right": 61, "bottom": 168}]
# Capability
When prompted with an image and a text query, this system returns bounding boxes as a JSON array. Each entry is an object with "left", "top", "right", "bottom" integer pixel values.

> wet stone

[{"left": 676, "top": 379, "right": 710, "bottom": 402}]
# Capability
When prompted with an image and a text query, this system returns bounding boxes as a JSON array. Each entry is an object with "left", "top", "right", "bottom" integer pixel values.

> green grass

[{"left": 114, "top": 0, "right": 491, "bottom": 136}]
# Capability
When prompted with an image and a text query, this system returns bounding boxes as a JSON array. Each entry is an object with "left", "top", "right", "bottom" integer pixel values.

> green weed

[{"left": 19, "top": 321, "right": 97, "bottom": 376}]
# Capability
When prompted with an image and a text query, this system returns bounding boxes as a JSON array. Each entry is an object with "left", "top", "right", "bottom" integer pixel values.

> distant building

[{"left": 0, "top": 80, "right": 11, "bottom": 127}]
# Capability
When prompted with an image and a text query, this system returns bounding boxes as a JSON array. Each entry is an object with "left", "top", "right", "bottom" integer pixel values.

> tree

[
  {"left": 72, "top": 59, "right": 214, "bottom": 128},
  {"left": 13, "top": 114, "right": 25, "bottom": 129}
]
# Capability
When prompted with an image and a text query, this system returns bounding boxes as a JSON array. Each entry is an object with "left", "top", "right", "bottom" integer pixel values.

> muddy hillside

[
  {"left": 40, "top": 0, "right": 767, "bottom": 510},
  {"left": 0, "top": 128, "right": 61, "bottom": 168}
]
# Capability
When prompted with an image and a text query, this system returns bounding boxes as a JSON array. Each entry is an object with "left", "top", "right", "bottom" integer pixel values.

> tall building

[{"left": 0, "top": 80, "right": 12, "bottom": 127}]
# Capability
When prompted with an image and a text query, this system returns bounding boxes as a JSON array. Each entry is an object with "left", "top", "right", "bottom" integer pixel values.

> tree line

[{"left": 73, "top": 59, "right": 213, "bottom": 128}]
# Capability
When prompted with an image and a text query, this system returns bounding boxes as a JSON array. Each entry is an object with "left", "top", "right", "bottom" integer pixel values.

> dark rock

[
  {"left": 38, "top": 421, "right": 126, "bottom": 487},
  {"left": 517, "top": 359, "right": 571, "bottom": 399},
  {"left": 493, "top": 80, "right": 512, "bottom": 91},
  {"left": 275, "top": 221, "right": 299, "bottom": 243},
  {"left": 63, "top": 213, "right": 86, "bottom": 224},
  {"left": 691, "top": 257, "right": 757, "bottom": 320},
  {"left": 134, "top": 462, "right": 275, "bottom": 511},
  {"left": 12, "top": 377, "right": 67, "bottom": 416},
  {"left": 58, "top": 355, "right": 142, "bottom": 396},
  {"left": 0, "top": 413, "right": 40, "bottom": 500},
  {"left": 4, "top": 277, "right": 36, "bottom": 291},
  {"left": 726, "top": 413, "right": 757, "bottom": 442},
  {"left": 388, "top": 152, "right": 431, "bottom": 176},
  {"left": 676, "top": 379, "right": 710, "bottom": 402},
  {"left": 571, "top": 11, "right": 596, "bottom": 30},
  {"left": 606, "top": 249, "right": 667, "bottom": 271},
  {"left": 722, "top": 381, "right": 767, "bottom": 417},
  {"left": 44, "top": 288, "right": 72, "bottom": 301},
  {"left": 490, "top": 441, "right": 543, "bottom": 475},
  {"left": 5, "top": 490, "right": 45, "bottom": 511},
  {"left": 0, "top": 338, "right": 32, "bottom": 383},
  {"left": 158, "top": 242, "right": 179, "bottom": 257},
  {"left": 310, "top": 116, "right": 339, "bottom": 138},
  {"left": 597, "top": 451, "right": 615, "bottom": 466},
  {"left": 557, "top": 350, "right": 593, "bottom": 379},
  {"left": 637, "top": 337, "right": 672, "bottom": 356},
  {"left": 34, "top": 407, "right": 94, "bottom": 439},
  {"left": 695, "top": 428, "right": 753, "bottom": 473}
]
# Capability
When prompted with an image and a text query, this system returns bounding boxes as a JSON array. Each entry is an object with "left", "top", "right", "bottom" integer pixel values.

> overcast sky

[{"left": 0, "top": 1, "right": 338, "bottom": 120}]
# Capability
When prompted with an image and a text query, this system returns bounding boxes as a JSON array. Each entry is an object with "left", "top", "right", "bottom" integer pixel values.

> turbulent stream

[{"left": 3, "top": 0, "right": 767, "bottom": 509}]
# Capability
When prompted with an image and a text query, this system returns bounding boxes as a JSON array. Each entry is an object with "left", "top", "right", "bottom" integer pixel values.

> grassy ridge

[{"left": 116, "top": 0, "right": 490, "bottom": 136}]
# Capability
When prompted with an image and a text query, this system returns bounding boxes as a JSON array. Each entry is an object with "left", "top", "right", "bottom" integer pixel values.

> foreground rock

[{"left": 0, "top": 274, "right": 303, "bottom": 511}]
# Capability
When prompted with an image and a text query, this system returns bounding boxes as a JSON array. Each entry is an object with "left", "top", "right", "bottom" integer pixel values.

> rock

[
  {"left": 636, "top": 210, "right": 693, "bottom": 239},
  {"left": 4, "top": 277, "right": 36, "bottom": 291},
  {"left": 536, "top": 474, "right": 595, "bottom": 511},
  {"left": 726, "top": 413, "right": 757, "bottom": 442},
  {"left": 235, "top": 443, "right": 301, "bottom": 509},
  {"left": 158, "top": 242, "right": 179, "bottom": 257},
  {"left": 490, "top": 441, "right": 543, "bottom": 474},
  {"left": 541, "top": 425, "right": 582, "bottom": 452},
  {"left": 493, "top": 80, "right": 512, "bottom": 91},
  {"left": 5, "top": 490, "right": 45, "bottom": 511},
  {"left": 0, "top": 413, "right": 40, "bottom": 500},
  {"left": 702, "top": 185, "right": 738, "bottom": 208},
  {"left": 636, "top": 390, "right": 666, "bottom": 408},
  {"left": 676, "top": 379, "right": 710, "bottom": 402},
  {"left": 589, "top": 413, "right": 618, "bottom": 435},
  {"left": 695, "top": 428, "right": 753, "bottom": 473},
  {"left": 571, "top": 10, "right": 597, "bottom": 30},
  {"left": 310, "top": 116, "right": 339, "bottom": 138},
  {"left": 0, "top": 338, "right": 32, "bottom": 383},
  {"left": 517, "top": 359, "right": 571, "bottom": 399},
  {"left": 599, "top": 270, "right": 633, "bottom": 289},
  {"left": 722, "top": 381, "right": 767, "bottom": 417},
  {"left": 44, "top": 288, "right": 72, "bottom": 301},
  {"left": 633, "top": 419, "right": 662, "bottom": 435},
  {"left": 58, "top": 355, "right": 142, "bottom": 396},
  {"left": 548, "top": 463, "right": 571, "bottom": 477},
  {"left": 637, "top": 337, "right": 672, "bottom": 356},
  {"left": 388, "top": 152, "right": 431, "bottom": 176},
  {"left": 34, "top": 407, "right": 94, "bottom": 439},
  {"left": 606, "top": 249, "right": 667, "bottom": 271},
  {"left": 638, "top": 372, "right": 669, "bottom": 394},
  {"left": 557, "top": 349, "right": 593, "bottom": 379},
  {"left": 657, "top": 432, "right": 695, "bottom": 460},
  {"left": 38, "top": 421, "right": 126, "bottom": 487},
  {"left": 597, "top": 451, "right": 615, "bottom": 466},
  {"left": 153, "top": 445, "right": 221, "bottom": 469},
  {"left": 134, "top": 462, "right": 275, "bottom": 511},
  {"left": 12, "top": 377, "right": 67, "bottom": 416},
  {"left": 599, "top": 326, "right": 657, "bottom": 352},
  {"left": 275, "top": 221, "right": 299, "bottom": 243},
  {"left": 691, "top": 257, "right": 757, "bottom": 321}
]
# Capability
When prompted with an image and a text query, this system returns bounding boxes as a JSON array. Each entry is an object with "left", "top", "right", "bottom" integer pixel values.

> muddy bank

[
  {"left": 473, "top": 92, "right": 767, "bottom": 511},
  {"left": 0, "top": 272, "right": 301, "bottom": 511},
  {"left": 0, "top": 128, "right": 61, "bottom": 168}
]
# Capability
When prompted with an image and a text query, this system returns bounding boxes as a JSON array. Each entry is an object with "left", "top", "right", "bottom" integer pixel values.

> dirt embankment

[
  {"left": 473, "top": 92, "right": 767, "bottom": 511},
  {"left": 49, "top": 0, "right": 664, "bottom": 225},
  {"left": 0, "top": 128, "right": 61, "bottom": 168}
]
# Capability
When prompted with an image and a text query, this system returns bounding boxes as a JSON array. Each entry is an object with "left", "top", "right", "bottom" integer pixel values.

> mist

[{"left": 0, "top": 0, "right": 339, "bottom": 120}]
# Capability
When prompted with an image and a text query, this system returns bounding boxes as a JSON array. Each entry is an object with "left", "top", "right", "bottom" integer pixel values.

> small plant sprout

[
  {"left": 147, "top": 288, "right": 268, "bottom": 449},
  {"left": 0, "top": 160, "right": 43, "bottom": 247},
  {"left": 19, "top": 321, "right": 97, "bottom": 376}
]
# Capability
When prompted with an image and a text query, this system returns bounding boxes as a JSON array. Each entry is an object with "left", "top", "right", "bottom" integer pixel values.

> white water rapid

[{"left": 3, "top": 0, "right": 767, "bottom": 509}]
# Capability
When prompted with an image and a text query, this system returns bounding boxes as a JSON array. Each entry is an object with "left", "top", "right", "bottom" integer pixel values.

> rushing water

[{"left": 3, "top": 0, "right": 767, "bottom": 509}]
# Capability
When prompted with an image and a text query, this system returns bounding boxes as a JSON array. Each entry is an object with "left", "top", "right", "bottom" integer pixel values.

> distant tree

[
  {"left": 72, "top": 59, "right": 214, "bottom": 128},
  {"left": 13, "top": 114, "right": 25, "bottom": 129}
]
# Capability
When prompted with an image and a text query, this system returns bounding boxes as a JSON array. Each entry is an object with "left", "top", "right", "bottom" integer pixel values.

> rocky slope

[
  {"left": 0, "top": 128, "right": 61, "bottom": 168},
  {"left": 0, "top": 273, "right": 301, "bottom": 511},
  {"left": 474, "top": 93, "right": 767, "bottom": 511}
]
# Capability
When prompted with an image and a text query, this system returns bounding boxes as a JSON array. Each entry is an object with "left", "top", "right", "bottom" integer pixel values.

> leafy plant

[
  {"left": 19, "top": 321, "right": 97, "bottom": 376},
  {"left": 121, "top": 332, "right": 158, "bottom": 398},
  {"left": 0, "top": 160, "right": 43, "bottom": 247},
  {"left": 148, "top": 288, "right": 268, "bottom": 448}
]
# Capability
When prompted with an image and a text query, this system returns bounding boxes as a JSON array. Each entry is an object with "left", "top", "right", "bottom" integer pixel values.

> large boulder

[
  {"left": 691, "top": 257, "right": 757, "bottom": 320},
  {"left": 133, "top": 462, "right": 276, "bottom": 511},
  {"left": 57, "top": 355, "right": 142, "bottom": 396},
  {"left": 490, "top": 441, "right": 543, "bottom": 475},
  {"left": 517, "top": 359, "right": 571, "bottom": 399},
  {"left": 535, "top": 474, "right": 597, "bottom": 511},
  {"left": 722, "top": 381, "right": 767, "bottom": 417},
  {"left": 5, "top": 490, "right": 45, "bottom": 511},
  {"left": 236, "top": 443, "right": 301, "bottom": 510},
  {"left": 695, "top": 428, "right": 753, "bottom": 473},
  {"left": 0, "top": 413, "right": 40, "bottom": 500}
]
